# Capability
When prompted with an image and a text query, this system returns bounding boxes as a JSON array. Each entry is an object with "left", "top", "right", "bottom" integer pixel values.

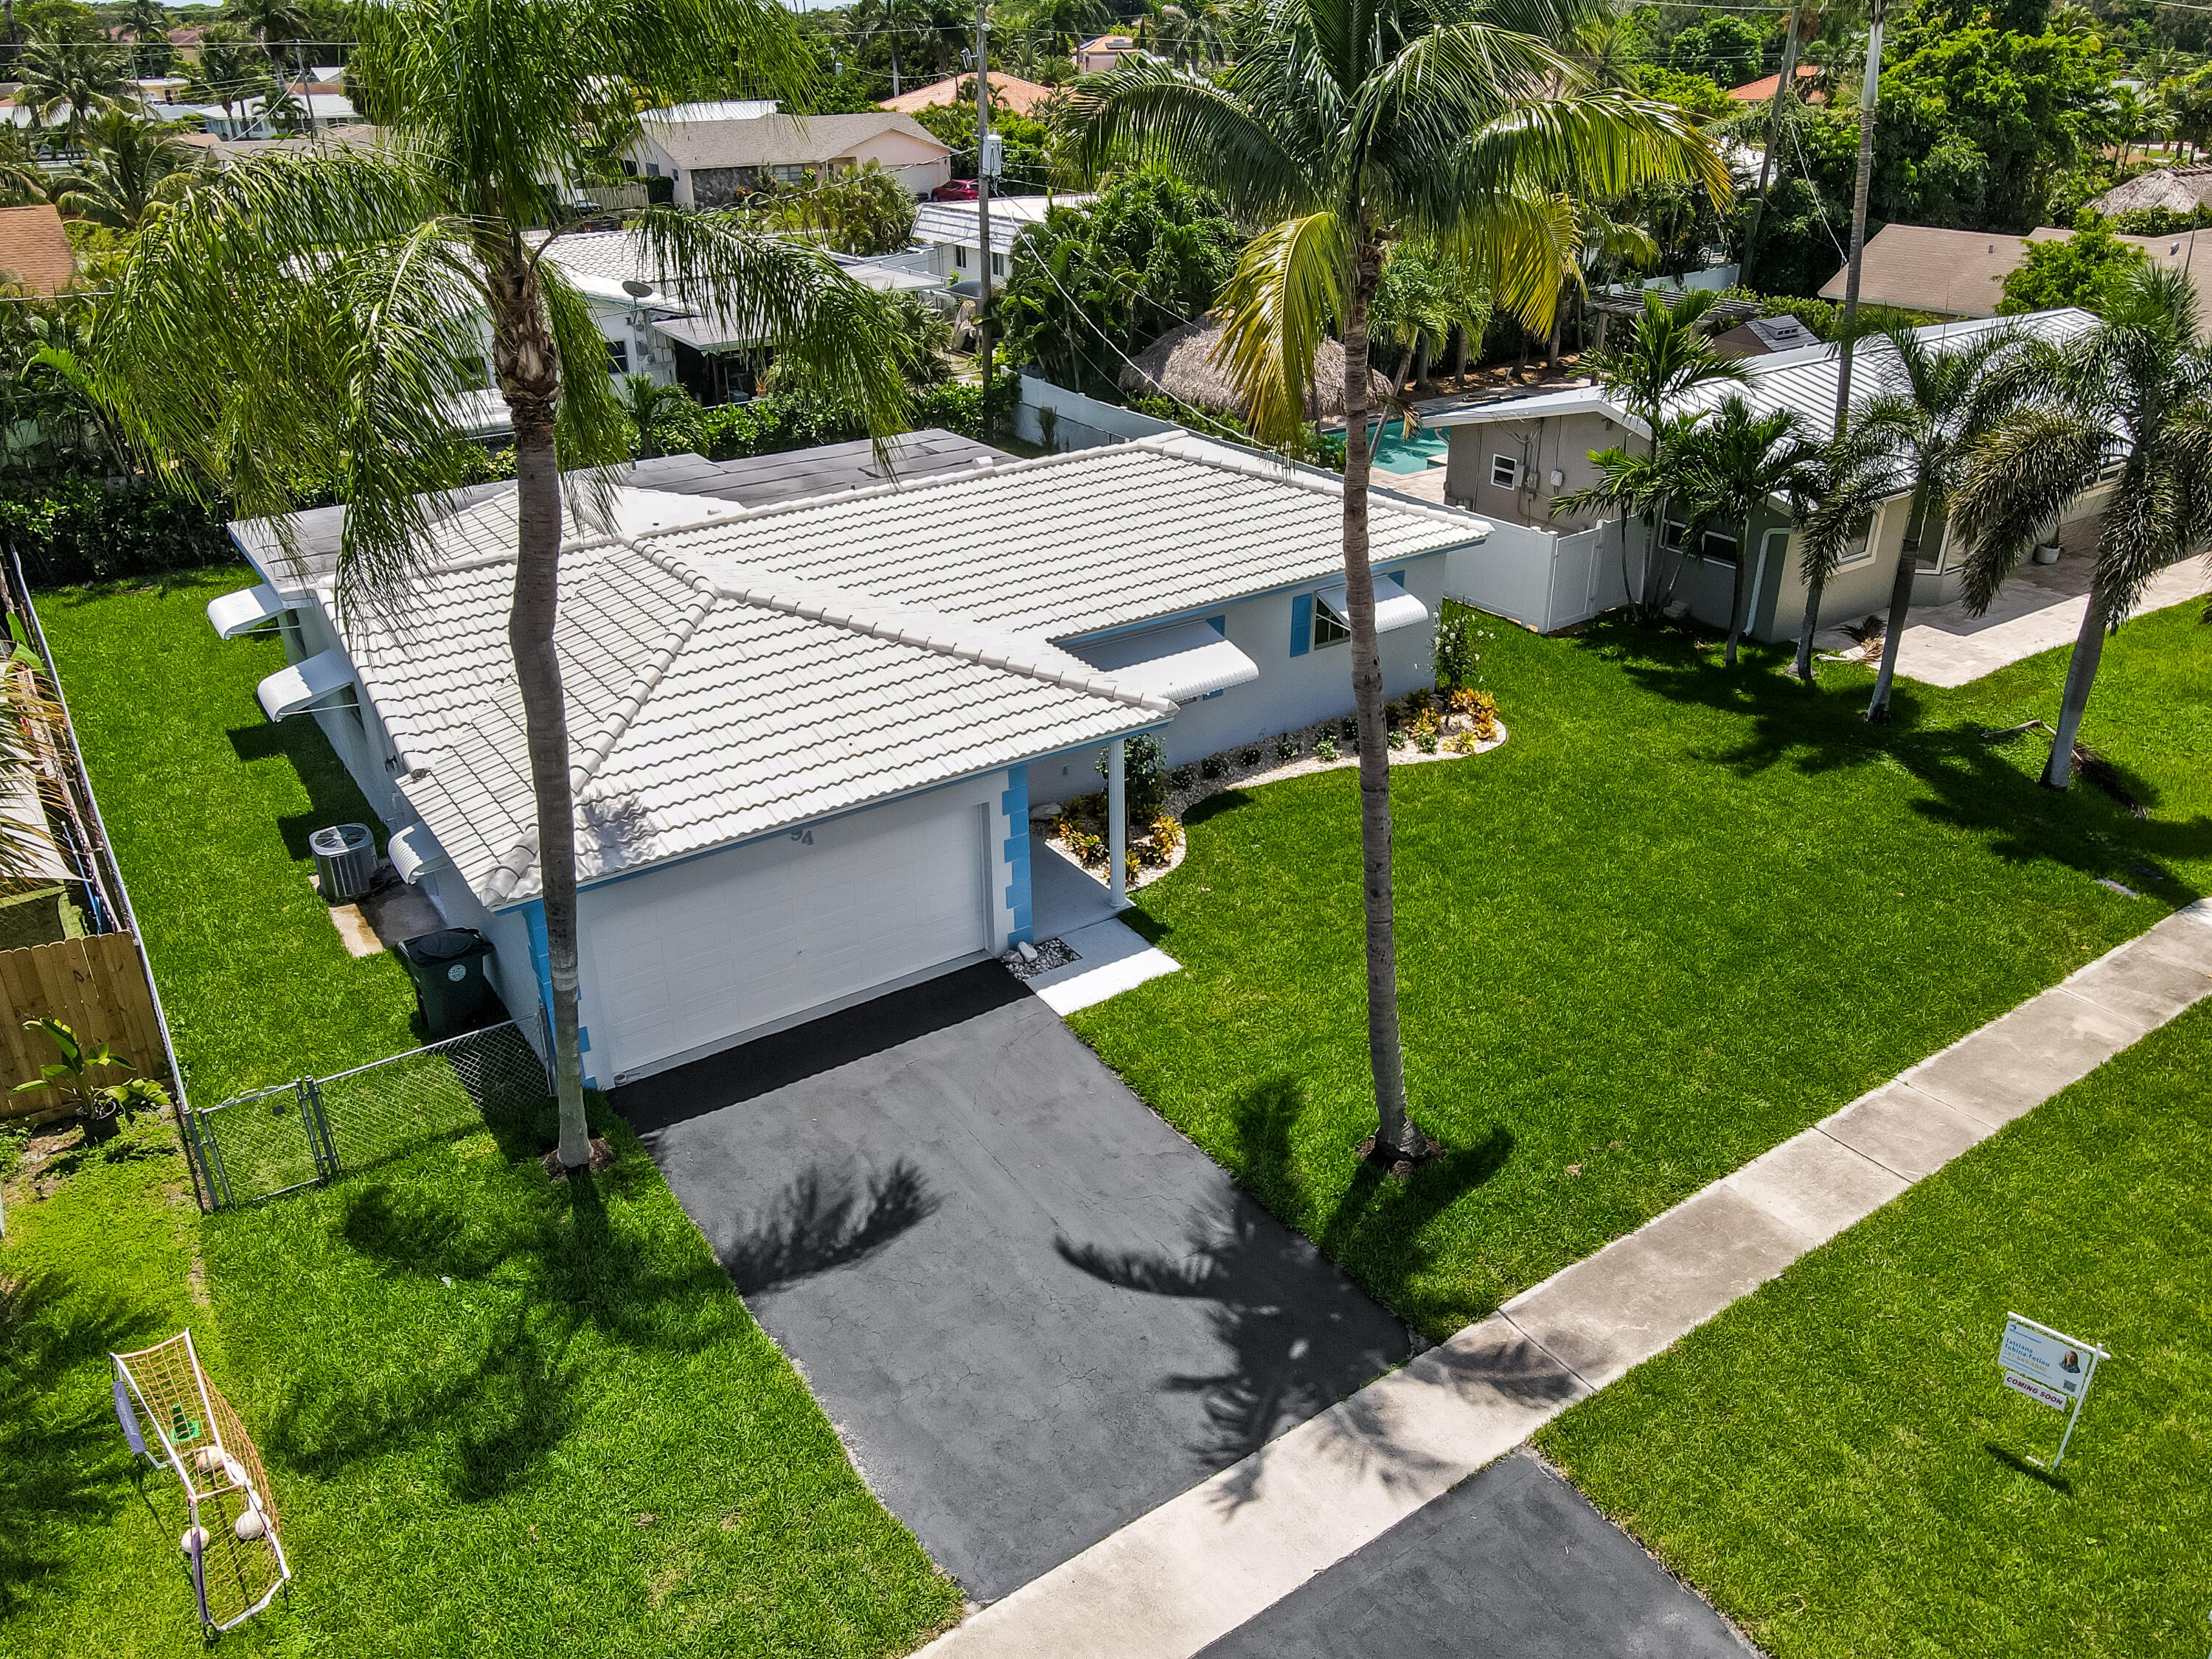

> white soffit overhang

[
  {"left": 388, "top": 821, "right": 453, "bottom": 885},
  {"left": 1315, "top": 572, "right": 1427, "bottom": 634},
  {"left": 256, "top": 649, "right": 355, "bottom": 720},
  {"left": 1066, "top": 617, "right": 1260, "bottom": 704},
  {"left": 207, "top": 583, "right": 288, "bottom": 639}
]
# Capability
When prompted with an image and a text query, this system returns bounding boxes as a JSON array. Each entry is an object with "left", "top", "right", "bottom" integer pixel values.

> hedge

[{"left": 696, "top": 378, "right": 1019, "bottom": 461}]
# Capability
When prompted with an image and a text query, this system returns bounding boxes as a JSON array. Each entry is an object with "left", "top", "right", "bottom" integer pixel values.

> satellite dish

[{"left": 622, "top": 279, "right": 654, "bottom": 299}]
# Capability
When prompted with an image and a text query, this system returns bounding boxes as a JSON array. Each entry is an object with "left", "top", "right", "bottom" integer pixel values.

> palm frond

[
  {"left": 1065, "top": 60, "right": 1322, "bottom": 225},
  {"left": 1952, "top": 408, "right": 2107, "bottom": 614},
  {"left": 1213, "top": 209, "right": 1352, "bottom": 443}
]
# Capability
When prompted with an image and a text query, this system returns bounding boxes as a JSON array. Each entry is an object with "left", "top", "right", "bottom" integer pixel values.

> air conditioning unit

[{"left": 309, "top": 823, "right": 377, "bottom": 903}]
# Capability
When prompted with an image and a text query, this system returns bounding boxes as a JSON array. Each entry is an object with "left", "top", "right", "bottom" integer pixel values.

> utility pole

[{"left": 974, "top": 0, "right": 994, "bottom": 397}]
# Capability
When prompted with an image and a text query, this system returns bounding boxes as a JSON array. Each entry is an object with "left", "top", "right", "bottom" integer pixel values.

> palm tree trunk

[
  {"left": 1725, "top": 514, "right": 1753, "bottom": 666},
  {"left": 1792, "top": 561, "right": 1825, "bottom": 680},
  {"left": 2041, "top": 591, "right": 2109, "bottom": 789},
  {"left": 1343, "top": 253, "right": 1417, "bottom": 1165},
  {"left": 1739, "top": 4, "right": 1804, "bottom": 289},
  {"left": 1866, "top": 487, "right": 1926, "bottom": 721},
  {"left": 488, "top": 259, "right": 591, "bottom": 1171},
  {"left": 1831, "top": 0, "right": 1888, "bottom": 421}
]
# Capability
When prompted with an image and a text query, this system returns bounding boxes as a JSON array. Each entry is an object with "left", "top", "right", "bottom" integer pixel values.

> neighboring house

[
  {"left": 913, "top": 194, "right": 1092, "bottom": 288},
  {"left": 1710, "top": 313, "right": 1822, "bottom": 358},
  {"left": 211, "top": 431, "right": 1487, "bottom": 1088},
  {"left": 1725, "top": 65, "right": 1823, "bottom": 104},
  {"left": 880, "top": 73, "right": 1058, "bottom": 119},
  {"left": 174, "top": 124, "right": 390, "bottom": 165},
  {"left": 1818, "top": 221, "right": 2212, "bottom": 333},
  {"left": 625, "top": 112, "right": 952, "bottom": 204},
  {"left": 142, "top": 92, "right": 365, "bottom": 138},
  {"left": 1427, "top": 309, "right": 2109, "bottom": 637},
  {"left": 2087, "top": 161, "right": 2212, "bottom": 217},
  {"left": 1076, "top": 34, "right": 1143, "bottom": 74},
  {"left": 0, "top": 204, "right": 74, "bottom": 295}
]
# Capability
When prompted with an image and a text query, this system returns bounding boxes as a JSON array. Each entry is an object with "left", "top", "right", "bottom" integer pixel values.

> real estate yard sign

[{"left": 1999, "top": 1313, "right": 2109, "bottom": 1472}]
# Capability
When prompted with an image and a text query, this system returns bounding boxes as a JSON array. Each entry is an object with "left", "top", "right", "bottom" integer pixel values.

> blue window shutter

[{"left": 1290, "top": 594, "right": 1312, "bottom": 656}]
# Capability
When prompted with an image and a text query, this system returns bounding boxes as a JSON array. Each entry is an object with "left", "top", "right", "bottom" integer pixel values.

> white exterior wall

[
  {"left": 566, "top": 769, "right": 1023, "bottom": 1086},
  {"left": 266, "top": 592, "right": 413, "bottom": 827}
]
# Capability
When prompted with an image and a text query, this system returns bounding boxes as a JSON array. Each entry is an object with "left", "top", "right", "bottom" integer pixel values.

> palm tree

[
  {"left": 223, "top": 0, "right": 310, "bottom": 61},
  {"left": 1581, "top": 288, "right": 1748, "bottom": 616},
  {"left": 15, "top": 39, "right": 133, "bottom": 142},
  {"left": 51, "top": 105, "right": 205, "bottom": 230},
  {"left": 1552, "top": 406, "right": 1711, "bottom": 613},
  {"left": 0, "top": 124, "right": 47, "bottom": 205},
  {"left": 187, "top": 24, "right": 276, "bottom": 129},
  {"left": 1071, "top": 0, "right": 1724, "bottom": 1164},
  {"left": 1790, "top": 416, "right": 1900, "bottom": 675},
  {"left": 1678, "top": 397, "right": 1821, "bottom": 667},
  {"left": 1950, "top": 268, "right": 2212, "bottom": 789},
  {"left": 1846, "top": 324, "right": 2023, "bottom": 721},
  {"left": 100, "top": 0, "right": 911, "bottom": 1173},
  {"left": 617, "top": 373, "right": 703, "bottom": 461},
  {"left": 119, "top": 0, "right": 175, "bottom": 78}
]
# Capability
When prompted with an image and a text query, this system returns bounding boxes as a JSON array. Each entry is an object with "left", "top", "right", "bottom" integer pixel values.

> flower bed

[{"left": 1035, "top": 688, "right": 1508, "bottom": 893}]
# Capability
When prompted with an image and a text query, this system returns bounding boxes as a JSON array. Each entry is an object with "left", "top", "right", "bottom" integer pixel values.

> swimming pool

[{"left": 1367, "top": 420, "right": 1448, "bottom": 474}]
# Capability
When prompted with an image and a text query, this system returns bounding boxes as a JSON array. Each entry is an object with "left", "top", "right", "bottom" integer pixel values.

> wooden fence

[{"left": 0, "top": 931, "right": 168, "bottom": 1114}]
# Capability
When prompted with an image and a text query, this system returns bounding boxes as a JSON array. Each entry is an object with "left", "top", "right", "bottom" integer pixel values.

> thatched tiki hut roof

[{"left": 1120, "top": 319, "right": 1393, "bottom": 418}]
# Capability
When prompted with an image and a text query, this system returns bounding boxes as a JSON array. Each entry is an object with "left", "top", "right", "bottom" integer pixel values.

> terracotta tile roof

[
  {"left": 1727, "top": 65, "right": 1823, "bottom": 102},
  {"left": 0, "top": 205, "right": 74, "bottom": 296},
  {"left": 880, "top": 73, "right": 1057, "bottom": 119}
]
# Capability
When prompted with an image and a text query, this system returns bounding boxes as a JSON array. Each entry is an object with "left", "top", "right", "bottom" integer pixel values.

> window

[
  {"left": 1490, "top": 453, "right": 1519, "bottom": 490},
  {"left": 607, "top": 340, "right": 630, "bottom": 376},
  {"left": 953, "top": 245, "right": 968, "bottom": 269},
  {"left": 1312, "top": 590, "right": 1351, "bottom": 649},
  {"left": 769, "top": 163, "right": 807, "bottom": 185},
  {"left": 991, "top": 252, "right": 1006, "bottom": 278},
  {"left": 644, "top": 161, "right": 660, "bottom": 178},
  {"left": 1664, "top": 521, "right": 1739, "bottom": 564}
]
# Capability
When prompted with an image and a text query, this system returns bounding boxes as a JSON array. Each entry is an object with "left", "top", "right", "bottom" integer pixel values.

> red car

[{"left": 933, "top": 178, "right": 980, "bottom": 201}]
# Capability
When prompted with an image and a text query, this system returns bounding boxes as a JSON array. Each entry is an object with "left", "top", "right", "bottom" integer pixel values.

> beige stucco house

[
  {"left": 1429, "top": 309, "right": 2114, "bottom": 640},
  {"left": 626, "top": 112, "right": 952, "bottom": 205}
]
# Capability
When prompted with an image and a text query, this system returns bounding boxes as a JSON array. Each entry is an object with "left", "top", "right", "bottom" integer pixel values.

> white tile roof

[
  {"left": 347, "top": 488, "right": 1166, "bottom": 908},
  {"left": 646, "top": 434, "right": 1486, "bottom": 643},
  {"left": 349, "top": 439, "right": 1488, "bottom": 908}
]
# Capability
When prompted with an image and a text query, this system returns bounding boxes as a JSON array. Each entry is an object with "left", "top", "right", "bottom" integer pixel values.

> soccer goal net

[{"left": 111, "top": 1331, "right": 291, "bottom": 1632}]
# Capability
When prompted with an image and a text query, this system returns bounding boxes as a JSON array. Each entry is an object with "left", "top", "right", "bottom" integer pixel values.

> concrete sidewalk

[{"left": 921, "top": 900, "right": 2212, "bottom": 1658}]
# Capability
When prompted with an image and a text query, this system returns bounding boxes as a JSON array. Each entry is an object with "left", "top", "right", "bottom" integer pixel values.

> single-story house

[
  {"left": 1725, "top": 65, "right": 1823, "bottom": 104},
  {"left": 2087, "top": 161, "right": 2212, "bottom": 218},
  {"left": 212, "top": 432, "right": 1487, "bottom": 1087},
  {"left": 1427, "top": 309, "right": 2107, "bottom": 637},
  {"left": 0, "top": 204, "right": 74, "bottom": 296},
  {"left": 626, "top": 112, "right": 953, "bottom": 205},
  {"left": 1818, "top": 221, "right": 2212, "bottom": 331},
  {"left": 912, "top": 194, "right": 1090, "bottom": 289},
  {"left": 1075, "top": 33, "right": 1144, "bottom": 74},
  {"left": 880, "top": 73, "right": 1058, "bottom": 119}
]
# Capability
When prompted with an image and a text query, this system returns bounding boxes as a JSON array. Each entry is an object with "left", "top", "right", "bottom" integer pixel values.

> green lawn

[
  {"left": 1075, "top": 600, "right": 2211, "bottom": 1339},
  {"left": 39, "top": 566, "right": 420, "bottom": 1102},
  {"left": 1537, "top": 998, "right": 2212, "bottom": 1659},
  {"left": 4, "top": 568, "right": 964, "bottom": 1656}
]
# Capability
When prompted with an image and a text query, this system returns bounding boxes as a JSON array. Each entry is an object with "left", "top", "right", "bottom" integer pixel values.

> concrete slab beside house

[
  {"left": 1427, "top": 309, "right": 2112, "bottom": 638},
  {"left": 213, "top": 432, "right": 1488, "bottom": 1089},
  {"left": 626, "top": 111, "right": 953, "bottom": 204}
]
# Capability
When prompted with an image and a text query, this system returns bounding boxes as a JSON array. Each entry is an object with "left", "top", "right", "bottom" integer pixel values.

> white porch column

[{"left": 1107, "top": 737, "right": 1127, "bottom": 908}]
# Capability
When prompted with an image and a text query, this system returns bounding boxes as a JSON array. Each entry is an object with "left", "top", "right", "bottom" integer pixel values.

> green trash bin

[{"left": 400, "top": 929, "right": 501, "bottom": 1040}]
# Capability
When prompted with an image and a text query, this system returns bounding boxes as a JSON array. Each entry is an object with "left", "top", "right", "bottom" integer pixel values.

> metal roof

[
  {"left": 229, "top": 434, "right": 1009, "bottom": 601},
  {"left": 1427, "top": 310, "right": 2100, "bottom": 448},
  {"left": 912, "top": 195, "right": 1091, "bottom": 255}
]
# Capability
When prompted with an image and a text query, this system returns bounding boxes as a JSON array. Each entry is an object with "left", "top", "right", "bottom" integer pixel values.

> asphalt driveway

[
  {"left": 616, "top": 963, "right": 1411, "bottom": 1602},
  {"left": 1196, "top": 1450, "right": 1753, "bottom": 1658}
]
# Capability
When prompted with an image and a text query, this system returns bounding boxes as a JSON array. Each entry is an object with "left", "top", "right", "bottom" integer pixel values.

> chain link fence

[{"left": 181, "top": 1021, "right": 552, "bottom": 1209}]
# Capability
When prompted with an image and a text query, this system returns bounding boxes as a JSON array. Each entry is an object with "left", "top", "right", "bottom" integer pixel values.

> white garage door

[{"left": 588, "top": 794, "right": 993, "bottom": 1082}]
